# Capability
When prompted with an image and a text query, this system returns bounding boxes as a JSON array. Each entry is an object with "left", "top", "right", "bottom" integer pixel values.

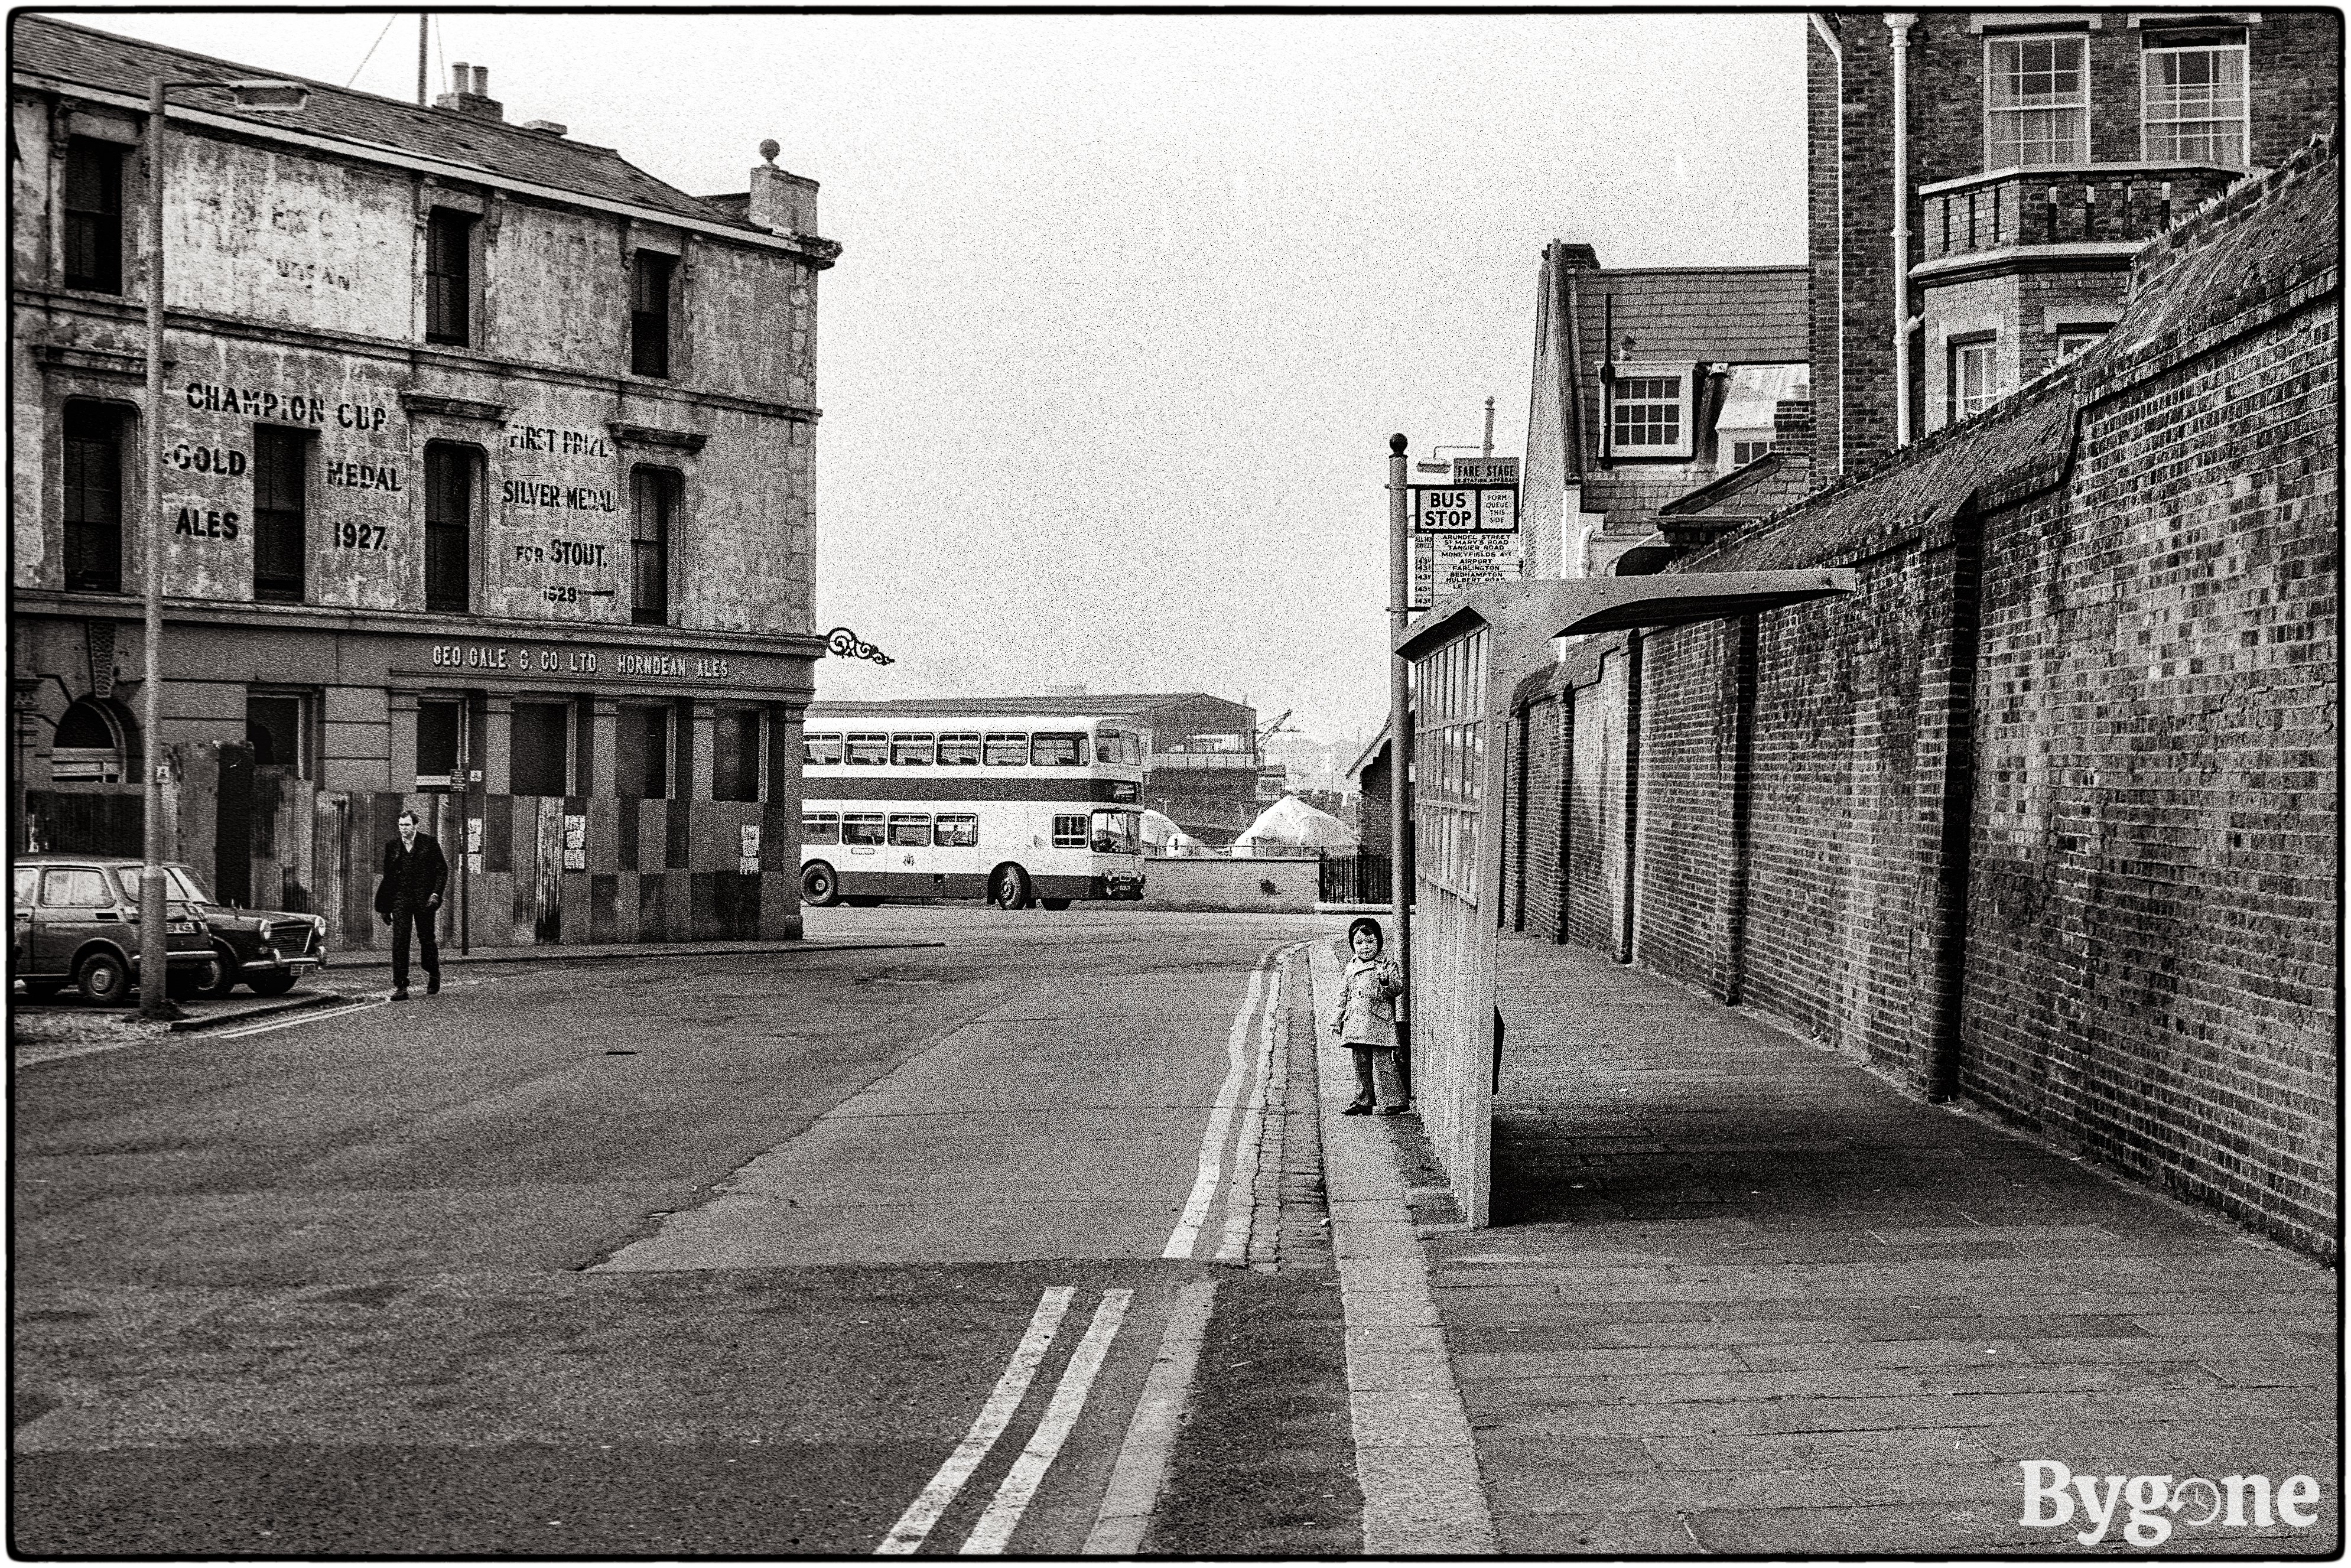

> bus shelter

[{"left": 1396, "top": 570, "right": 1855, "bottom": 1225}]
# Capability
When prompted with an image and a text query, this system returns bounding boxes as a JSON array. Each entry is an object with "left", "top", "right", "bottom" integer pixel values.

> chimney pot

[
  {"left": 471, "top": 65, "right": 489, "bottom": 97},
  {"left": 451, "top": 61, "right": 469, "bottom": 93}
]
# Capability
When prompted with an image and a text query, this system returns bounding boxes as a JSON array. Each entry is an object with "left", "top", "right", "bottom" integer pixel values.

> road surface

[{"left": 11, "top": 906, "right": 1364, "bottom": 1555}]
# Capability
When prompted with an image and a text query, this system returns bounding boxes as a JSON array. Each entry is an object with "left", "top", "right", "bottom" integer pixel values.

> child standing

[{"left": 1331, "top": 916, "right": 1407, "bottom": 1115}]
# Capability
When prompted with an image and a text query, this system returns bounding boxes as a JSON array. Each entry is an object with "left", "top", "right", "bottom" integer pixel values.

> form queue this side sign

[{"left": 1410, "top": 457, "right": 1520, "bottom": 611}]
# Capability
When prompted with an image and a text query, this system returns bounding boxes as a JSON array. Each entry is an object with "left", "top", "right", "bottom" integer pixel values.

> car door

[
  {"left": 12, "top": 866, "right": 38, "bottom": 977},
  {"left": 37, "top": 865, "right": 118, "bottom": 973}
]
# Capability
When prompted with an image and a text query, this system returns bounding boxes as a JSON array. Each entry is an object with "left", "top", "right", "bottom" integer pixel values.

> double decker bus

[{"left": 799, "top": 705, "right": 1147, "bottom": 909}]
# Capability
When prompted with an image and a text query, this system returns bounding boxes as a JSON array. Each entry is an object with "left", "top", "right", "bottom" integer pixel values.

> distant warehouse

[{"left": 9, "top": 15, "right": 839, "bottom": 948}]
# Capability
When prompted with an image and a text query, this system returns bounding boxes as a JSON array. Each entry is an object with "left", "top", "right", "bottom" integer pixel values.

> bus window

[
  {"left": 938, "top": 732, "right": 982, "bottom": 766},
  {"left": 845, "top": 732, "right": 888, "bottom": 766},
  {"left": 892, "top": 733, "right": 935, "bottom": 766},
  {"left": 984, "top": 732, "right": 1028, "bottom": 766},
  {"left": 802, "top": 812, "right": 841, "bottom": 844},
  {"left": 1095, "top": 726, "right": 1143, "bottom": 765},
  {"left": 935, "top": 814, "right": 978, "bottom": 847},
  {"left": 1033, "top": 732, "right": 1085, "bottom": 767},
  {"left": 888, "top": 814, "right": 932, "bottom": 847},
  {"left": 1090, "top": 809, "right": 1140, "bottom": 854},
  {"left": 804, "top": 732, "right": 843, "bottom": 766},
  {"left": 842, "top": 813, "right": 886, "bottom": 845},
  {"left": 1052, "top": 814, "right": 1087, "bottom": 848}
]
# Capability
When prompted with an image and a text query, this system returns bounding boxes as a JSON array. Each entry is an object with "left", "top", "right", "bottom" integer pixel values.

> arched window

[{"left": 52, "top": 698, "right": 128, "bottom": 782}]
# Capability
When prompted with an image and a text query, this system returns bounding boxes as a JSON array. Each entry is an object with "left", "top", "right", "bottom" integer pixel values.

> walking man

[{"left": 375, "top": 808, "right": 448, "bottom": 1000}]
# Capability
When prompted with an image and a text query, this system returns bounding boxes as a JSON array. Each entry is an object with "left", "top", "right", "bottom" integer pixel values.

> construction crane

[{"left": 1253, "top": 710, "right": 1296, "bottom": 750}]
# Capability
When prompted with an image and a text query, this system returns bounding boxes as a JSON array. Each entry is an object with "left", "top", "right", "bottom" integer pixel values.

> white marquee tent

[{"left": 1233, "top": 795, "right": 1357, "bottom": 852}]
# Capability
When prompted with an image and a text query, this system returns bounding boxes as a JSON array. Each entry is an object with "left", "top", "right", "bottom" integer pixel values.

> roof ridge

[{"left": 12, "top": 13, "right": 757, "bottom": 232}]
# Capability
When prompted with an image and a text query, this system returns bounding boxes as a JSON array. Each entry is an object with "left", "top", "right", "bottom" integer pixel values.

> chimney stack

[
  {"left": 434, "top": 60, "right": 505, "bottom": 122},
  {"left": 746, "top": 138, "right": 820, "bottom": 236}
]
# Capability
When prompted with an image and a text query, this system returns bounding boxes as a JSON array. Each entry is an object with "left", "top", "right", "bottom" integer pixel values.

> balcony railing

[{"left": 1917, "top": 162, "right": 2243, "bottom": 265}]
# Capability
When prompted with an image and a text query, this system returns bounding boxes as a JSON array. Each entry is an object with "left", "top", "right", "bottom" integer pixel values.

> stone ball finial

[{"left": 759, "top": 139, "right": 780, "bottom": 165}]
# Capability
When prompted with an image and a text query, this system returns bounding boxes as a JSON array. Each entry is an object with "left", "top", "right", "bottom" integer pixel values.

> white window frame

[
  {"left": 2140, "top": 39, "right": 2249, "bottom": 166},
  {"left": 1950, "top": 335, "right": 2002, "bottom": 423},
  {"left": 1607, "top": 363, "right": 1695, "bottom": 458},
  {"left": 2053, "top": 327, "right": 2107, "bottom": 362},
  {"left": 1985, "top": 33, "right": 2092, "bottom": 169}
]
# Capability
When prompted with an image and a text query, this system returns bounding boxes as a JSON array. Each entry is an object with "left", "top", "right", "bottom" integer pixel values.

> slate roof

[
  {"left": 11, "top": 14, "right": 760, "bottom": 233},
  {"left": 1570, "top": 266, "right": 1809, "bottom": 369}
]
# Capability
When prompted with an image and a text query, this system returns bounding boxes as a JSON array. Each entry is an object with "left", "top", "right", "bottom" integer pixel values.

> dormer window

[
  {"left": 1607, "top": 365, "right": 1695, "bottom": 459},
  {"left": 1986, "top": 35, "right": 2090, "bottom": 168}
]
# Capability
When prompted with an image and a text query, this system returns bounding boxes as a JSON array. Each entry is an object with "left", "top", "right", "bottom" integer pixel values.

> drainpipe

[
  {"left": 1809, "top": 14, "right": 1845, "bottom": 474},
  {"left": 1560, "top": 257, "right": 1591, "bottom": 575},
  {"left": 1888, "top": 12, "right": 1916, "bottom": 449}
]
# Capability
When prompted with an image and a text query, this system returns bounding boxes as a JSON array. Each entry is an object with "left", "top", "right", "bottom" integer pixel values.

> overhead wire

[{"left": 344, "top": 14, "right": 397, "bottom": 89}]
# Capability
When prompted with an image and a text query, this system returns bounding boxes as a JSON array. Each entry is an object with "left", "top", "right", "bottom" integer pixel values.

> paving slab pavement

[{"left": 1426, "top": 934, "right": 2339, "bottom": 1557}]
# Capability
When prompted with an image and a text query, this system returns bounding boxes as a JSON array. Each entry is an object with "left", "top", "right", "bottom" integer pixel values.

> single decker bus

[{"left": 800, "top": 705, "right": 1147, "bottom": 909}]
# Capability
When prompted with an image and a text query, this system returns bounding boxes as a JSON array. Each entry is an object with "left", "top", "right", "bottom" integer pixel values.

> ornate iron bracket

[{"left": 824, "top": 626, "right": 894, "bottom": 666}]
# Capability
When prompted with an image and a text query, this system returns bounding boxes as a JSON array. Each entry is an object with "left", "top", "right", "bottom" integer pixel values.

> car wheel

[
  {"left": 202, "top": 943, "right": 242, "bottom": 998},
  {"left": 991, "top": 865, "right": 1030, "bottom": 910},
  {"left": 76, "top": 950, "right": 131, "bottom": 1007},
  {"left": 246, "top": 970, "right": 300, "bottom": 997},
  {"left": 1039, "top": 897, "right": 1072, "bottom": 912},
  {"left": 801, "top": 861, "right": 839, "bottom": 908}
]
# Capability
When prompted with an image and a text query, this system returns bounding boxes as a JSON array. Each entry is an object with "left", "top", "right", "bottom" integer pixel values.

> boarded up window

[
  {"left": 714, "top": 708, "right": 762, "bottom": 802},
  {"left": 618, "top": 704, "right": 668, "bottom": 799},
  {"left": 510, "top": 702, "right": 569, "bottom": 796}
]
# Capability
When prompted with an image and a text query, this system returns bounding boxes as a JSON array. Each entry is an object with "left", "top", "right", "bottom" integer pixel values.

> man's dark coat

[{"left": 375, "top": 832, "right": 450, "bottom": 918}]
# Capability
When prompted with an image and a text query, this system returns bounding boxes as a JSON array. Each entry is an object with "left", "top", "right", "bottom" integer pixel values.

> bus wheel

[
  {"left": 991, "top": 864, "right": 1030, "bottom": 910},
  {"left": 1039, "top": 897, "right": 1072, "bottom": 911},
  {"left": 801, "top": 861, "right": 840, "bottom": 907}
]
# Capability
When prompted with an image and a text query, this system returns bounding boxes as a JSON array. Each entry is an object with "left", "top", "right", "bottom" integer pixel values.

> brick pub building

[
  {"left": 10, "top": 17, "right": 838, "bottom": 949},
  {"left": 1497, "top": 10, "right": 2339, "bottom": 1255}
]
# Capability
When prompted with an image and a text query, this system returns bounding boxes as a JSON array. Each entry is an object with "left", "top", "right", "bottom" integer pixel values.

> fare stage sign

[{"left": 1409, "top": 458, "right": 1521, "bottom": 610}]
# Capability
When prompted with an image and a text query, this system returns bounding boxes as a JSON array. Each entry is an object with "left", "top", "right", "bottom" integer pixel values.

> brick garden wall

[{"left": 1511, "top": 139, "right": 2339, "bottom": 1257}]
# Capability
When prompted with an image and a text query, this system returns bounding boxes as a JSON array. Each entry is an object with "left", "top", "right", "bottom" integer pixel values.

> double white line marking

[
  {"left": 1164, "top": 945, "right": 1295, "bottom": 1261},
  {"left": 877, "top": 1286, "right": 1133, "bottom": 1556}
]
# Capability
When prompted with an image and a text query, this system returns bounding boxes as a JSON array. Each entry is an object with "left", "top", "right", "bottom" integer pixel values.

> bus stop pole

[{"left": 1387, "top": 434, "right": 1412, "bottom": 1098}]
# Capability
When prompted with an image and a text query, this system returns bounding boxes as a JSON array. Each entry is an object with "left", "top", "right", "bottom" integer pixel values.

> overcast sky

[{"left": 90, "top": 8, "right": 1806, "bottom": 743}]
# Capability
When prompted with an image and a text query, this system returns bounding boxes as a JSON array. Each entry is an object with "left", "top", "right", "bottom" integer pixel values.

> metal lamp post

[{"left": 136, "top": 75, "right": 307, "bottom": 1017}]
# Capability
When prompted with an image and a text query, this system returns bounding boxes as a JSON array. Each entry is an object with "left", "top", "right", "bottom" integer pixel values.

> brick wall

[
  {"left": 1562, "top": 646, "right": 1628, "bottom": 954},
  {"left": 1628, "top": 620, "right": 1738, "bottom": 995},
  {"left": 1513, "top": 688, "right": 1568, "bottom": 939},
  {"left": 1960, "top": 160, "right": 2340, "bottom": 1249},
  {"left": 1514, "top": 136, "right": 2339, "bottom": 1257}
]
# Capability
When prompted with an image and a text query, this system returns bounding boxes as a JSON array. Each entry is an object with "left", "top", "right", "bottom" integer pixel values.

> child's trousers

[{"left": 1349, "top": 1045, "right": 1406, "bottom": 1110}]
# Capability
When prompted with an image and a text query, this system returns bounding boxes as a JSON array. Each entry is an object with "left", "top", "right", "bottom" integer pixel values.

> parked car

[
  {"left": 160, "top": 862, "right": 326, "bottom": 998},
  {"left": 10, "top": 855, "right": 222, "bottom": 1004}
]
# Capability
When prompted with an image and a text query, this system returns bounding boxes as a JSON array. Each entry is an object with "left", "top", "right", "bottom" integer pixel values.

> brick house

[
  {"left": 1807, "top": 8, "right": 2341, "bottom": 470},
  {"left": 1520, "top": 245, "right": 1813, "bottom": 577},
  {"left": 9, "top": 16, "right": 839, "bottom": 947}
]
